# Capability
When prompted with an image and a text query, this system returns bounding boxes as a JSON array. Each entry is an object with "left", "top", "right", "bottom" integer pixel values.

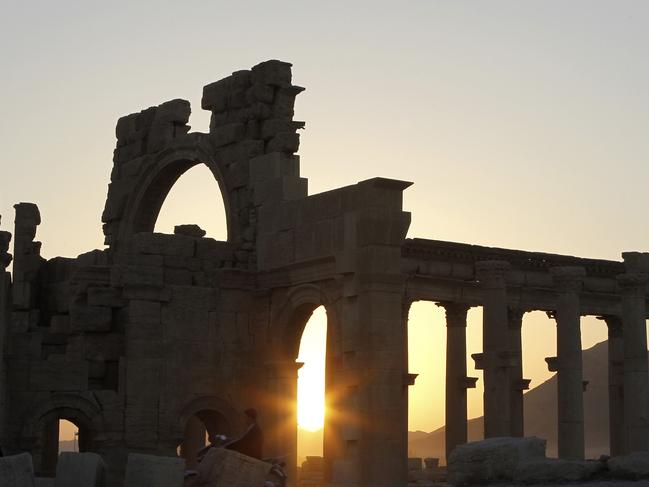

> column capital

[
  {"left": 597, "top": 315, "right": 623, "bottom": 336},
  {"left": 436, "top": 301, "right": 470, "bottom": 327},
  {"left": 507, "top": 306, "right": 526, "bottom": 329},
  {"left": 475, "top": 260, "right": 510, "bottom": 286},
  {"left": 617, "top": 272, "right": 649, "bottom": 295},
  {"left": 550, "top": 266, "right": 586, "bottom": 293}
]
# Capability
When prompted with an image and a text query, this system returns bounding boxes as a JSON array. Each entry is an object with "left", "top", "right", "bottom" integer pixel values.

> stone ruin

[{"left": 1, "top": 60, "right": 649, "bottom": 487}]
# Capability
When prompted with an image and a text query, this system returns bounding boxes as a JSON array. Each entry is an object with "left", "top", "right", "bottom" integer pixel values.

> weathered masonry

[{"left": 0, "top": 60, "right": 648, "bottom": 487}]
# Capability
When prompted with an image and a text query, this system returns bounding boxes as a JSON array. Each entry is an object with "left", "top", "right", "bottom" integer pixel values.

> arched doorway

[
  {"left": 179, "top": 409, "right": 231, "bottom": 469},
  {"left": 39, "top": 415, "right": 91, "bottom": 477},
  {"left": 296, "top": 306, "right": 327, "bottom": 484}
]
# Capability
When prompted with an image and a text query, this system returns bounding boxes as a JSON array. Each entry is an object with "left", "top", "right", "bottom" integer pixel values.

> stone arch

[
  {"left": 117, "top": 142, "right": 236, "bottom": 245},
  {"left": 21, "top": 393, "right": 103, "bottom": 440},
  {"left": 21, "top": 394, "right": 104, "bottom": 476},
  {"left": 274, "top": 283, "right": 341, "bottom": 361},
  {"left": 176, "top": 395, "right": 241, "bottom": 441}
]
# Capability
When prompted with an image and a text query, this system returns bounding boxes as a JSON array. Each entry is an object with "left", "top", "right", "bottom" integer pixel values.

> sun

[{"left": 296, "top": 306, "right": 327, "bottom": 431}]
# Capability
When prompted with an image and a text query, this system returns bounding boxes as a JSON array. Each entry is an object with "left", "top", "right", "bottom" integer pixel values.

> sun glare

[{"left": 296, "top": 306, "right": 327, "bottom": 432}]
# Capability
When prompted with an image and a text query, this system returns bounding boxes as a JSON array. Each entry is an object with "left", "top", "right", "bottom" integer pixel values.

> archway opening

[
  {"left": 154, "top": 164, "right": 228, "bottom": 240},
  {"left": 521, "top": 310, "right": 558, "bottom": 457},
  {"left": 296, "top": 306, "right": 327, "bottom": 482},
  {"left": 406, "top": 301, "right": 445, "bottom": 463},
  {"left": 179, "top": 409, "right": 230, "bottom": 469},
  {"left": 40, "top": 417, "right": 88, "bottom": 477}
]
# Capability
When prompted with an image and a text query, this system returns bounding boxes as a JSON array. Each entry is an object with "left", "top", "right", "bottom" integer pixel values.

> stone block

[
  {"left": 514, "top": 458, "right": 602, "bottom": 483},
  {"left": 128, "top": 300, "right": 161, "bottom": 325},
  {"left": 173, "top": 224, "right": 206, "bottom": 238},
  {"left": 54, "top": 452, "right": 106, "bottom": 487},
  {"left": 123, "top": 453, "right": 184, "bottom": 487},
  {"left": 30, "top": 357, "right": 89, "bottom": 391},
  {"left": 266, "top": 131, "right": 300, "bottom": 153},
  {"left": 210, "top": 122, "right": 245, "bottom": 148},
  {"left": 133, "top": 232, "right": 195, "bottom": 257},
  {"left": 164, "top": 268, "right": 192, "bottom": 285},
  {"left": 246, "top": 83, "right": 274, "bottom": 104},
  {"left": 70, "top": 304, "right": 112, "bottom": 332},
  {"left": 12, "top": 281, "right": 33, "bottom": 309},
  {"left": 153, "top": 99, "right": 191, "bottom": 125},
  {"left": 202, "top": 77, "right": 233, "bottom": 112},
  {"left": 251, "top": 59, "right": 292, "bottom": 87},
  {"left": 193, "top": 447, "right": 271, "bottom": 487},
  {"left": 122, "top": 284, "right": 171, "bottom": 302},
  {"left": 87, "top": 286, "right": 125, "bottom": 307},
  {"left": 34, "top": 479, "right": 54, "bottom": 487},
  {"left": 447, "top": 437, "right": 546, "bottom": 486},
  {"left": 164, "top": 255, "right": 201, "bottom": 271},
  {"left": 260, "top": 118, "right": 304, "bottom": 140},
  {"left": 50, "top": 315, "right": 70, "bottom": 334},
  {"left": 272, "top": 86, "right": 303, "bottom": 117},
  {"left": 0, "top": 452, "right": 35, "bottom": 487},
  {"left": 253, "top": 176, "right": 307, "bottom": 206},
  {"left": 249, "top": 152, "right": 299, "bottom": 183},
  {"left": 112, "top": 264, "right": 164, "bottom": 288},
  {"left": 608, "top": 452, "right": 649, "bottom": 479}
]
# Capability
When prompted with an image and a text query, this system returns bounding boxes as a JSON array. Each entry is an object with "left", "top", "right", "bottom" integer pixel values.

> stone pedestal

[
  {"left": 618, "top": 254, "right": 649, "bottom": 452},
  {"left": 439, "top": 302, "right": 472, "bottom": 459},
  {"left": 551, "top": 266, "right": 586, "bottom": 460},
  {"left": 600, "top": 315, "right": 625, "bottom": 456},
  {"left": 475, "top": 260, "right": 511, "bottom": 438}
]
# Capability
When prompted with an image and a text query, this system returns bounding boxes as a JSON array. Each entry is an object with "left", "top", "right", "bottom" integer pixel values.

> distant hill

[{"left": 408, "top": 340, "right": 617, "bottom": 463}]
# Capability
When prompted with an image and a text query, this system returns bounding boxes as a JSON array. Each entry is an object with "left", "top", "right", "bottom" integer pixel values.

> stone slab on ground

[
  {"left": 514, "top": 458, "right": 603, "bottom": 483},
  {"left": 447, "top": 437, "right": 546, "bottom": 486},
  {"left": 55, "top": 452, "right": 106, "bottom": 487},
  {"left": 124, "top": 453, "right": 184, "bottom": 487},
  {"left": 0, "top": 452, "right": 36, "bottom": 487},
  {"left": 190, "top": 448, "right": 271, "bottom": 486},
  {"left": 608, "top": 452, "right": 649, "bottom": 479}
]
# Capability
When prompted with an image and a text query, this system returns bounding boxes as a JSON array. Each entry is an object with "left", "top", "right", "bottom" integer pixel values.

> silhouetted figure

[{"left": 225, "top": 408, "right": 264, "bottom": 460}]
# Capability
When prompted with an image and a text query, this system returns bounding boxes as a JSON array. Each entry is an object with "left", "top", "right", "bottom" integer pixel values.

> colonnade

[{"left": 436, "top": 254, "right": 649, "bottom": 460}]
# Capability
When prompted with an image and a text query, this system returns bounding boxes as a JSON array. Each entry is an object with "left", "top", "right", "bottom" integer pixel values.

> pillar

[
  {"left": 41, "top": 419, "right": 60, "bottom": 477},
  {"left": 438, "top": 302, "right": 475, "bottom": 459},
  {"left": 618, "top": 251, "right": 649, "bottom": 452},
  {"left": 599, "top": 315, "right": 624, "bottom": 456},
  {"left": 551, "top": 266, "right": 586, "bottom": 460},
  {"left": 265, "top": 360, "right": 303, "bottom": 486},
  {"left": 180, "top": 415, "right": 207, "bottom": 469},
  {"left": 475, "top": 260, "right": 512, "bottom": 438},
  {"left": 508, "top": 307, "right": 530, "bottom": 437},
  {"left": 0, "top": 228, "right": 12, "bottom": 444}
]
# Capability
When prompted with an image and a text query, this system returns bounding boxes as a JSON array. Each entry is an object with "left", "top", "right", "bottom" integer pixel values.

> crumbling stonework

[{"left": 1, "top": 60, "right": 649, "bottom": 487}]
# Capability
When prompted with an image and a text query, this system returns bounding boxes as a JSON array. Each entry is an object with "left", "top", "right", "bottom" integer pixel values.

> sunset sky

[{"left": 2, "top": 1, "right": 649, "bottom": 446}]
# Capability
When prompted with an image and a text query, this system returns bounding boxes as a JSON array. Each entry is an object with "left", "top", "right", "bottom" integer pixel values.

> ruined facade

[{"left": 0, "top": 60, "right": 648, "bottom": 487}]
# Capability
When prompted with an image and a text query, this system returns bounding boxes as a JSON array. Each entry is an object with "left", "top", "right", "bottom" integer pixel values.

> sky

[{"left": 3, "top": 0, "right": 649, "bottom": 445}]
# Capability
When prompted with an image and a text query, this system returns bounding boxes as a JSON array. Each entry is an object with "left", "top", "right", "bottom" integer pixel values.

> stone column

[
  {"left": 265, "top": 360, "right": 303, "bottom": 486},
  {"left": 618, "top": 251, "right": 649, "bottom": 452},
  {"left": 599, "top": 315, "right": 624, "bottom": 456},
  {"left": 0, "top": 228, "right": 12, "bottom": 445},
  {"left": 475, "top": 260, "right": 512, "bottom": 438},
  {"left": 551, "top": 266, "right": 586, "bottom": 460},
  {"left": 438, "top": 302, "right": 474, "bottom": 459},
  {"left": 180, "top": 415, "right": 207, "bottom": 469},
  {"left": 508, "top": 307, "right": 530, "bottom": 437}
]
